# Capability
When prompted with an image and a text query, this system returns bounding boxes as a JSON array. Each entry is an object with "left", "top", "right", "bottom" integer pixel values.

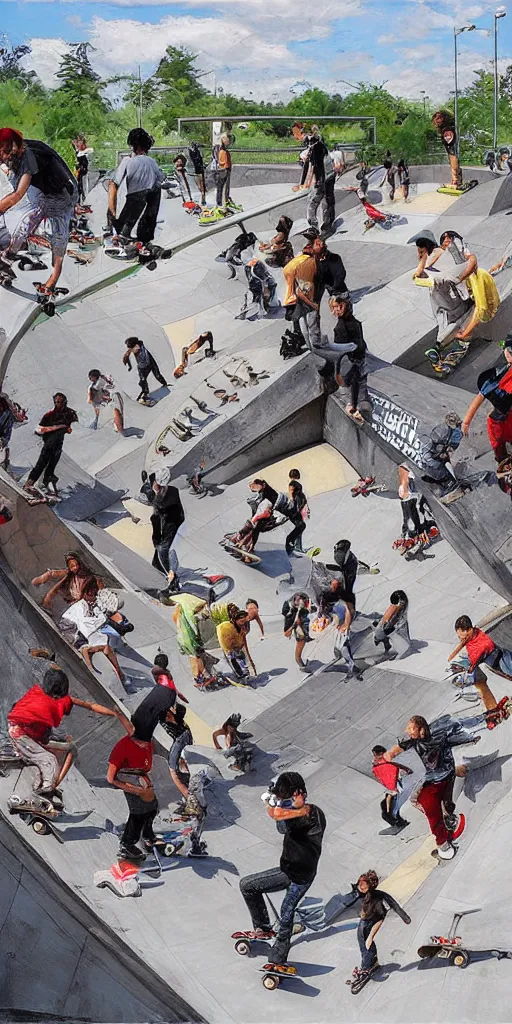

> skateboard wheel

[
  {"left": 453, "top": 952, "right": 469, "bottom": 968},
  {"left": 263, "top": 974, "right": 279, "bottom": 990},
  {"left": 32, "top": 819, "right": 51, "bottom": 835},
  {"left": 234, "top": 939, "right": 250, "bottom": 956}
]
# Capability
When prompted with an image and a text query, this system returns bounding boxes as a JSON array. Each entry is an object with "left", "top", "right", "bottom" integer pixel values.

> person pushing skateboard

[{"left": 235, "top": 771, "right": 325, "bottom": 974}]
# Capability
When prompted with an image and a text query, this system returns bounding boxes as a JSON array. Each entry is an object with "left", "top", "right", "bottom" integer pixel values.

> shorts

[
  {"left": 487, "top": 412, "right": 512, "bottom": 452},
  {"left": 10, "top": 185, "right": 77, "bottom": 258},
  {"left": 8, "top": 726, "right": 73, "bottom": 791}
]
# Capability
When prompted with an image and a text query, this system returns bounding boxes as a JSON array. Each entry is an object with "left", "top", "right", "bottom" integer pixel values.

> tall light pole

[
  {"left": 420, "top": 90, "right": 428, "bottom": 115},
  {"left": 494, "top": 8, "right": 507, "bottom": 149},
  {"left": 454, "top": 24, "right": 476, "bottom": 152}
]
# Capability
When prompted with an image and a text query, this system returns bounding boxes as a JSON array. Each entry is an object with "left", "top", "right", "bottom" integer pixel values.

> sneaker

[
  {"left": 436, "top": 842, "right": 456, "bottom": 860},
  {"left": 118, "top": 843, "right": 146, "bottom": 863}
]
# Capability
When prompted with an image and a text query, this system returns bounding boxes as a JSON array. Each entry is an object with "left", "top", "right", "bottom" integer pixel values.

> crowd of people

[{"left": 4, "top": 119, "right": 512, "bottom": 994}]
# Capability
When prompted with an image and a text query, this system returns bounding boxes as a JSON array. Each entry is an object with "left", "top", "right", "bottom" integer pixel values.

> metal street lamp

[
  {"left": 454, "top": 24, "right": 476, "bottom": 152},
  {"left": 494, "top": 8, "right": 507, "bottom": 149},
  {"left": 420, "top": 90, "right": 429, "bottom": 115}
]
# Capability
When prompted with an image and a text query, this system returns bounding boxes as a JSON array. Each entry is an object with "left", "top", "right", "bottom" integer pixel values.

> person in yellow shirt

[
  {"left": 217, "top": 609, "right": 255, "bottom": 680},
  {"left": 282, "top": 231, "right": 321, "bottom": 348}
]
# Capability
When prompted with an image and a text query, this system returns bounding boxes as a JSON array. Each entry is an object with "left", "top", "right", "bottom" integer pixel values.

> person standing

[
  {"left": 237, "top": 772, "right": 326, "bottom": 972},
  {"left": 328, "top": 297, "right": 368, "bottom": 421},
  {"left": 285, "top": 481, "right": 308, "bottom": 556},
  {"left": 108, "top": 128, "right": 164, "bottom": 244},
  {"left": 0, "top": 128, "right": 77, "bottom": 295},
  {"left": 283, "top": 231, "right": 321, "bottom": 350},
  {"left": 432, "top": 111, "right": 462, "bottom": 189},
  {"left": 349, "top": 872, "right": 410, "bottom": 986},
  {"left": 107, "top": 686, "right": 176, "bottom": 862},
  {"left": 87, "top": 369, "right": 124, "bottom": 434},
  {"left": 188, "top": 142, "right": 207, "bottom": 205},
  {"left": 282, "top": 592, "right": 312, "bottom": 671},
  {"left": 461, "top": 338, "right": 512, "bottom": 462},
  {"left": 397, "top": 159, "right": 410, "bottom": 201},
  {"left": 122, "top": 337, "right": 169, "bottom": 403},
  {"left": 150, "top": 468, "right": 185, "bottom": 597},
  {"left": 384, "top": 715, "right": 468, "bottom": 859},
  {"left": 72, "top": 135, "right": 94, "bottom": 204},
  {"left": 215, "top": 133, "right": 232, "bottom": 207},
  {"left": 303, "top": 133, "right": 336, "bottom": 237},
  {"left": 24, "top": 392, "right": 77, "bottom": 497},
  {"left": 379, "top": 152, "right": 397, "bottom": 201}
]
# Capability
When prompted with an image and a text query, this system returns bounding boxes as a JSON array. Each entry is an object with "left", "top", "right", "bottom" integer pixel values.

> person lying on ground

[
  {"left": 212, "top": 712, "right": 253, "bottom": 771},
  {"left": 107, "top": 686, "right": 176, "bottom": 862},
  {"left": 32, "top": 550, "right": 103, "bottom": 613},
  {"left": 87, "top": 369, "right": 124, "bottom": 434},
  {"left": 373, "top": 591, "right": 411, "bottom": 659},
  {"left": 9, "top": 666, "right": 130, "bottom": 807},
  {"left": 151, "top": 651, "right": 188, "bottom": 703},
  {"left": 371, "top": 745, "right": 413, "bottom": 827}
]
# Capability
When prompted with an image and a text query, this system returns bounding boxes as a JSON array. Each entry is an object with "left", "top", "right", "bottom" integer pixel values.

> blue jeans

[
  {"left": 239, "top": 866, "right": 311, "bottom": 964},
  {"left": 358, "top": 918, "right": 378, "bottom": 970}
]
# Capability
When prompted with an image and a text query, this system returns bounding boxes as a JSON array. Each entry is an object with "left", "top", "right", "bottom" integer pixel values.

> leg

[
  {"left": 8, "top": 730, "right": 60, "bottom": 795},
  {"left": 154, "top": 530, "right": 179, "bottom": 585},
  {"left": 113, "top": 407, "right": 124, "bottom": 433},
  {"left": 41, "top": 445, "right": 63, "bottom": 488},
  {"left": 138, "top": 367, "right": 150, "bottom": 400},
  {"left": 45, "top": 740, "right": 76, "bottom": 786},
  {"left": 295, "top": 638, "right": 306, "bottom": 667},
  {"left": 216, "top": 171, "right": 227, "bottom": 206},
  {"left": 358, "top": 920, "right": 378, "bottom": 970},
  {"left": 448, "top": 153, "right": 463, "bottom": 189},
  {"left": 267, "top": 880, "right": 311, "bottom": 965},
  {"left": 121, "top": 812, "right": 144, "bottom": 847},
  {"left": 416, "top": 780, "right": 450, "bottom": 846},
  {"left": 137, "top": 188, "right": 161, "bottom": 244},
  {"left": 321, "top": 176, "right": 336, "bottom": 233},
  {"left": 44, "top": 190, "right": 76, "bottom": 289},
  {"left": 305, "top": 309, "right": 321, "bottom": 349},
  {"left": 224, "top": 170, "right": 232, "bottom": 202},
  {"left": 114, "top": 191, "right": 147, "bottom": 239},
  {"left": 286, "top": 522, "right": 305, "bottom": 555},
  {"left": 101, "top": 642, "right": 126, "bottom": 685},
  {"left": 26, "top": 446, "right": 53, "bottom": 487},
  {"left": 306, "top": 182, "right": 324, "bottom": 232},
  {"left": 140, "top": 807, "right": 159, "bottom": 843},
  {"left": 239, "top": 866, "right": 290, "bottom": 932},
  {"left": 148, "top": 354, "right": 168, "bottom": 389}
]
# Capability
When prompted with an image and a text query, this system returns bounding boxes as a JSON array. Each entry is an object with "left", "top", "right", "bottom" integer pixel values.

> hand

[
  {"left": 139, "top": 786, "right": 156, "bottom": 802},
  {"left": 66, "top": 426, "right": 72, "bottom": 434},
  {"left": 461, "top": 420, "right": 470, "bottom": 436}
]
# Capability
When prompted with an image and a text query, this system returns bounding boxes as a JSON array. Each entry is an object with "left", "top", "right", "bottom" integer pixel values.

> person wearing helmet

[
  {"left": 108, "top": 128, "right": 164, "bottom": 244},
  {"left": 0, "top": 127, "right": 77, "bottom": 294},
  {"left": 419, "top": 413, "right": 463, "bottom": 496},
  {"left": 150, "top": 468, "right": 185, "bottom": 598}
]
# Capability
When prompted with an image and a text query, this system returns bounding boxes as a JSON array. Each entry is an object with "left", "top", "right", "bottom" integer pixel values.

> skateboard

[
  {"left": 259, "top": 964, "right": 298, "bottom": 991},
  {"left": 379, "top": 820, "right": 410, "bottom": 835},
  {"left": 33, "top": 281, "right": 70, "bottom": 318},
  {"left": 21, "top": 483, "right": 61, "bottom": 506},
  {"left": 485, "top": 695, "right": 512, "bottom": 728},
  {"left": 220, "top": 538, "right": 261, "bottom": 565},
  {"left": 425, "top": 340, "right": 469, "bottom": 377},
  {"left": 417, "top": 909, "right": 480, "bottom": 966},
  {"left": 351, "top": 477, "right": 386, "bottom": 498},
  {"left": 439, "top": 484, "right": 471, "bottom": 505},
  {"left": 346, "top": 961, "right": 380, "bottom": 993},
  {"left": 8, "top": 794, "right": 64, "bottom": 842},
  {"left": 437, "top": 180, "right": 478, "bottom": 196}
]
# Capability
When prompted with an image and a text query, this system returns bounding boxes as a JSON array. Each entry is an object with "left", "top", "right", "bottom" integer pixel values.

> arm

[
  {"left": 176, "top": 690, "right": 188, "bottom": 704},
  {"left": 382, "top": 891, "right": 412, "bottom": 924},
  {"left": 106, "top": 762, "right": 154, "bottom": 799},
  {"left": 71, "top": 697, "right": 134, "bottom": 734},
  {"left": 383, "top": 743, "right": 405, "bottom": 762},
  {"left": 380, "top": 602, "right": 399, "bottom": 626},
  {"left": 296, "top": 286, "right": 318, "bottom": 311},
  {"left": 169, "top": 768, "right": 189, "bottom": 799},
  {"left": 413, "top": 251, "right": 428, "bottom": 278},
  {"left": 212, "top": 727, "right": 226, "bottom": 750},
  {"left": 31, "top": 568, "right": 66, "bottom": 587},
  {"left": 366, "top": 919, "right": 384, "bottom": 949},
  {"left": 243, "top": 636, "right": 256, "bottom": 675},
  {"left": 266, "top": 804, "right": 310, "bottom": 821},
  {"left": 108, "top": 180, "right": 118, "bottom": 218},
  {"left": 394, "top": 762, "right": 414, "bottom": 776},
  {"left": 457, "top": 253, "right": 477, "bottom": 283},
  {"left": 462, "top": 393, "right": 485, "bottom": 435},
  {"left": 0, "top": 173, "right": 32, "bottom": 215},
  {"left": 254, "top": 613, "right": 265, "bottom": 637},
  {"left": 447, "top": 638, "right": 467, "bottom": 662}
]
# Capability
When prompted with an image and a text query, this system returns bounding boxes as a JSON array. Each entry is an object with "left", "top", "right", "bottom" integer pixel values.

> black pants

[
  {"left": 121, "top": 792, "right": 158, "bottom": 847},
  {"left": 115, "top": 188, "right": 161, "bottom": 244},
  {"left": 344, "top": 360, "right": 366, "bottom": 409},
  {"left": 239, "top": 866, "right": 311, "bottom": 965},
  {"left": 216, "top": 169, "right": 231, "bottom": 206},
  {"left": 401, "top": 498, "right": 422, "bottom": 538},
  {"left": 28, "top": 443, "right": 63, "bottom": 486},
  {"left": 321, "top": 175, "right": 336, "bottom": 232},
  {"left": 286, "top": 521, "right": 306, "bottom": 554},
  {"left": 152, "top": 524, "right": 179, "bottom": 577},
  {"left": 138, "top": 355, "right": 168, "bottom": 398}
]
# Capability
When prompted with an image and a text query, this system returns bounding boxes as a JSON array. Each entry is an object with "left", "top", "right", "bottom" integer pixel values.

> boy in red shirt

[
  {"left": 372, "top": 744, "right": 413, "bottom": 828},
  {"left": 107, "top": 686, "right": 175, "bottom": 862},
  {"left": 449, "top": 616, "right": 512, "bottom": 709},
  {"left": 8, "top": 667, "right": 125, "bottom": 808},
  {"left": 151, "top": 652, "right": 188, "bottom": 704}
]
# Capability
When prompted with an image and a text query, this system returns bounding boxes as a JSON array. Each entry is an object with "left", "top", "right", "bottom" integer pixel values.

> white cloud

[{"left": 22, "top": 37, "right": 70, "bottom": 87}]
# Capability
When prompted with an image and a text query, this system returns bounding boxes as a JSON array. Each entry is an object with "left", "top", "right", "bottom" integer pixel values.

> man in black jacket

[
  {"left": 151, "top": 468, "right": 185, "bottom": 597},
  {"left": 312, "top": 236, "right": 348, "bottom": 301}
]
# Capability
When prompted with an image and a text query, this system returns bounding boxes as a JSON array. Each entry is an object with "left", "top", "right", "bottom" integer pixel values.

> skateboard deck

[
  {"left": 437, "top": 180, "right": 478, "bottom": 196},
  {"left": 346, "top": 961, "right": 379, "bottom": 993},
  {"left": 418, "top": 943, "right": 470, "bottom": 967},
  {"left": 425, "top": 341, "right": 469, "bottom": 377},
  {"left": 221, "top": 539, "right": 261, "bottom": 564},
  {"left": 378, "top": 821, "right": 409, "bottom": 836},
  {"left": 259, "top": 965, "right": 298, "bottom": 990},
  {"left": 8, "top": 803, "right": 64, "bottom": 842}
]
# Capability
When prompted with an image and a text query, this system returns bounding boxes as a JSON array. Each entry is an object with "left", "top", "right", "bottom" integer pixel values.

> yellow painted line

[
  {"left": 381, "top": 835, "right": 437, "bottom": 905},
  {"left": 186, "top": 707, "right": 215, "bottom": 747},
  {"left": 256, "top": 442, "right": 359, "bottom": 497},
  {"left": 396, "top": 190, "right": 458, "bottom": 214}
]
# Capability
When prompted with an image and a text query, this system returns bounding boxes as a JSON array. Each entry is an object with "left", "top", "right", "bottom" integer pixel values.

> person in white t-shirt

[
  {"left": 108, "top": 128, "right": 164, "bottom": 244},
  {"left": 87, "top": 369, "right": 124, "bottom": 434}
]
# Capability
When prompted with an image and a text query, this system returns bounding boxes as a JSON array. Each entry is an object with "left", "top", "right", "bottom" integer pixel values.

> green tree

[{"left": 43, "top": 42, "right": 109, "bottom": 163}]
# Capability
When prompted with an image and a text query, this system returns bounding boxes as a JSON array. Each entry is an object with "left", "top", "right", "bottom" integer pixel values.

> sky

[{"left": 1, "top": 0, "right": 512, "bottom": 103}]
